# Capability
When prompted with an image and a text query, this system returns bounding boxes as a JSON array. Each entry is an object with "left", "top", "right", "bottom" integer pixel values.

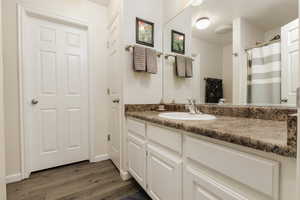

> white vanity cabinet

[
  {"left": 126, "top": 118, "right": 295, "bottom": 200},
  {"left": 128, "top": 134, "right": 147, "bottom": 189},
  {"left": 127, "top": 119, "right": 183, "bottom": 200},
  {"left": 127, "top": 119, "right": 147, "bottom": 189},
  {"left": 147, "top": 144, "right": 182, "bottom": 200},
  {"left": 184, "top": 166, "right": 247, "bottom": 200},
  {"left": 146, "top": 123, "right": 183, "bottom": 199},
  {"left": 184, "top": 136, "right": 279, "bottom": 200}
]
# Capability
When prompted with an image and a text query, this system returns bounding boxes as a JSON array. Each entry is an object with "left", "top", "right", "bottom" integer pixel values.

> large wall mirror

[{"left": 162, "top": 0, "right": 298, "bottom": 107}]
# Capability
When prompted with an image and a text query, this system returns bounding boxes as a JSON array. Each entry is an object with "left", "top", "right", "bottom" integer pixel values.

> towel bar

[
  {"left": 125, "top": 45, "right": 163, "bottom": 58},
  {"left": 164, "top": 54, "right": 195, "bottom": 61}
]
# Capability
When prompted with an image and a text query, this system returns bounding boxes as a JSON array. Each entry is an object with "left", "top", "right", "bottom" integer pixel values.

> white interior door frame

[
  {"left": 17, "top": 4, "right": 95, "bottom": 179},
  {"left": 0, "top": 0, "right": 6, "bottom": 198},
  {"left": 297, "top": 0, "right": 300, "bottom": 198}
]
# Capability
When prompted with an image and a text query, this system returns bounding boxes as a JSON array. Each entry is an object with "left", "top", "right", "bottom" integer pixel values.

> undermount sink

[{"left": 158, "top": 112, "right": 216, "bottom": 121}]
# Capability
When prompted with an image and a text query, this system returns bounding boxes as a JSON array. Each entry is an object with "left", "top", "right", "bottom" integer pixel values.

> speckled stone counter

[
  {"left": 125, "top": 104, "right": 297, "bottom": 121},
  {"left": 125, "top": 104, "right": 297, "bottom": 158}
]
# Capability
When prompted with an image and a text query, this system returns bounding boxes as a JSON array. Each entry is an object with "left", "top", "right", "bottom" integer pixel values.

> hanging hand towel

[
  {"left": 133, "top": 46, "right": 146, "bottom": 71},
  {"left": 185, "top": 57, "right": 193, "bottom": 78},
  {"left": 175, "top": 55, "right": 186, "bottom": 77},
  {"left": 146, "top": 48, "right": 157, "bottom": 74}
]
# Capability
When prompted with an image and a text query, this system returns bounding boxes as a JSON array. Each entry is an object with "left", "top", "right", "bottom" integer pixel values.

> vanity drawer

[
  {"left": 148, "top": 124, "right": 182, "bottom": 154},
  {"left": 184, "top": 136, "right": 279, "bottom": 199},
  {"left": 127, "top": 118, "right": 146, "bottom": 137},
  {"left": 184, "top": 165, "right": 247, "bottom": 200}
]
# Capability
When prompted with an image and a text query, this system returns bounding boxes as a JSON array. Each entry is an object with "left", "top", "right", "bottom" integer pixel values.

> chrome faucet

[
  {"left": 218, "top": 98, "right": 226, "bottom": 104},
  {"left": 186, "top": 99, "right": 202, "bottom": 114}
]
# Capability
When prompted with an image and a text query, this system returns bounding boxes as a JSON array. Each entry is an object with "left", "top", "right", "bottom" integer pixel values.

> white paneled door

[
  {"left": 23, "top": 14, "right": 89, "bottom": 172},
  {"left": 281, "top": 19, "right": 299, "bottom": 105},
  {"left": 107, "top": 14, "right": 122, "bottom": 170}
]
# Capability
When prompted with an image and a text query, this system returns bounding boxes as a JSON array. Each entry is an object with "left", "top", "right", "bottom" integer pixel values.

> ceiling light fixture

[
  {"left": 190, "top": 0, "right": 205, "bottom": 7},
  {"left": 195, "top": 17, "right": 211, "bottom": 30}
]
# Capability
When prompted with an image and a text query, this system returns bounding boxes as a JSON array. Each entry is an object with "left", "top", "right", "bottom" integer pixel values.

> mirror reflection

[{"left": 163, "top": 0, "right": 298, "bottom": 106}]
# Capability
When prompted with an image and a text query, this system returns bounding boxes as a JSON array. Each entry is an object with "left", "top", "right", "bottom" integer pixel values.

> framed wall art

[
  {"left": 171, "top": 30, "right": 185, "bottom": 54},
  {"left": 136, "top": 18, "right": 154, "bottom": 47}
]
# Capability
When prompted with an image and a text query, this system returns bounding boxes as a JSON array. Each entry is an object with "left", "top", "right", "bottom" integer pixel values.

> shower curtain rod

[{"left": 245, "top": 39, "right": 281, "bottom": 52}]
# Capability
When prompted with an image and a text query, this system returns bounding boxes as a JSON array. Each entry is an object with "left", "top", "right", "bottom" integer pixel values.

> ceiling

[
  {"left": 191, "top": 0, "right": 298, "bottom": 45},
  {"left": 88, "top": 0, "right": 110, "bottom": 6}
]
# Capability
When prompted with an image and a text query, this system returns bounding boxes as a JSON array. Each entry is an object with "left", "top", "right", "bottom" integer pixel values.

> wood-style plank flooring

[{"left": 7, "top": 160, "right": 146, "bottom": 200}]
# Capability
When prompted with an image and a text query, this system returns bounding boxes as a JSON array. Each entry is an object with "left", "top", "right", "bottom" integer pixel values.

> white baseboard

[
  {"left": 6, "top": 173, "right": 22, "bottom": 184},
  {"left": 120, "top": 170, "right": 132, "bottom": 181},
  {"left": 92, "top": 154, "right": 110, "bottom": 163}
]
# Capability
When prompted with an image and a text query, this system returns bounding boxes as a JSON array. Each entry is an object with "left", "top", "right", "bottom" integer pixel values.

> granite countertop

[{"left": 126, "top": 111, "right": 296, "bottom": 158}]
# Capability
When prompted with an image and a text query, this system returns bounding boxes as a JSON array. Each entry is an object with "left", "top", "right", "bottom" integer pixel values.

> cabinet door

[
  {"left": 147, "top": 145, "right": 182, "bottom": 200},
  {"left": 128, "top": 135, "right": 147, "bottom": 189},
  {"left": 184, "top": 166, "right": 247, "bottom": 200}
]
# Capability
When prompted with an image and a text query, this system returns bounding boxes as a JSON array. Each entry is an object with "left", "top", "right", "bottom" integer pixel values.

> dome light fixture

[
  {"left": 190, "top": 0, "right": 205, "bottom": 6},
  {"left": 195, "top": 17, "right": 211, "bottom": 30}
]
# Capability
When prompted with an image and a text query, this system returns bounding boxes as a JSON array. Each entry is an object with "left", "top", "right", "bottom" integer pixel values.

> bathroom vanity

[
  {"left": 111, "top": 0, "right": 300, "bottom": 199},
  {"left": 125, "top": 104, "right": 297, "bottom": 200}
]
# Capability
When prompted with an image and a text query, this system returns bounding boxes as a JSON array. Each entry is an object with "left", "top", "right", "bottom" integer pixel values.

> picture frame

[
  {"left": 136, "top": 18, "right": 154, "bottom": 47},
  {"left": 171, "top": 30, "right": 185, "bottom": 54}
]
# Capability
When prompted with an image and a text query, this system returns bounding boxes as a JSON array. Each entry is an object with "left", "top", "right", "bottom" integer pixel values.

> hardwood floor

[{"left": 7, "top": 160, "right": 147, "bottom": 200}]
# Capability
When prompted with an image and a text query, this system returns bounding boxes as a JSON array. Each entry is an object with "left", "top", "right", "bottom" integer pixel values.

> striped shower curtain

[{"left": 247, "top": 42, "right": 281, "bottom": 104}]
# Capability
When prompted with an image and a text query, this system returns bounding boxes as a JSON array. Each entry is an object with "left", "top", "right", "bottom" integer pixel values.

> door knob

[{"left": 31, "top": 99, "right": 39, "bottom": 105}]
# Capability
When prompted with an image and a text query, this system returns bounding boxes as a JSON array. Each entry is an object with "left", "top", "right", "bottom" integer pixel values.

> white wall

[
  {"left": 163, "top": 55, "right": 201, "bottom": 104},
  {"left": 123, "top": 0, "right": 163, "bottom": 104},
  {"left": 122, "top": 0, "right": 195, "bottom": 104},
  {"left": 163, "top": 7, "right": 193, "bottom": 56},
  {"left": 108, "top": 0, "right": 121, "bottom": 23},
  {"left": 163, "top": 7, "right": 194, "bottom": 103},
  {"left": 163, "top": 0, "right": 190, "bottom": 24},
  {"left": 0, "top": 0, "right": 7, "bottom": 197},
  {"left": 191, "top": 38, "right": 223, "bottom": 103},
  {"left": 3, "top": 0, "right": 108, "bottom": 177},
  {"left": 222, "top": 45, "right": 233, "bottom": 103}
]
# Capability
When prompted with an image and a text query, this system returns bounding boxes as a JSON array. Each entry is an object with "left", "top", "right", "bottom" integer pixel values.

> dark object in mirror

[{"left": 205, "top": 78, "right": 223, "bottom": 103}]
